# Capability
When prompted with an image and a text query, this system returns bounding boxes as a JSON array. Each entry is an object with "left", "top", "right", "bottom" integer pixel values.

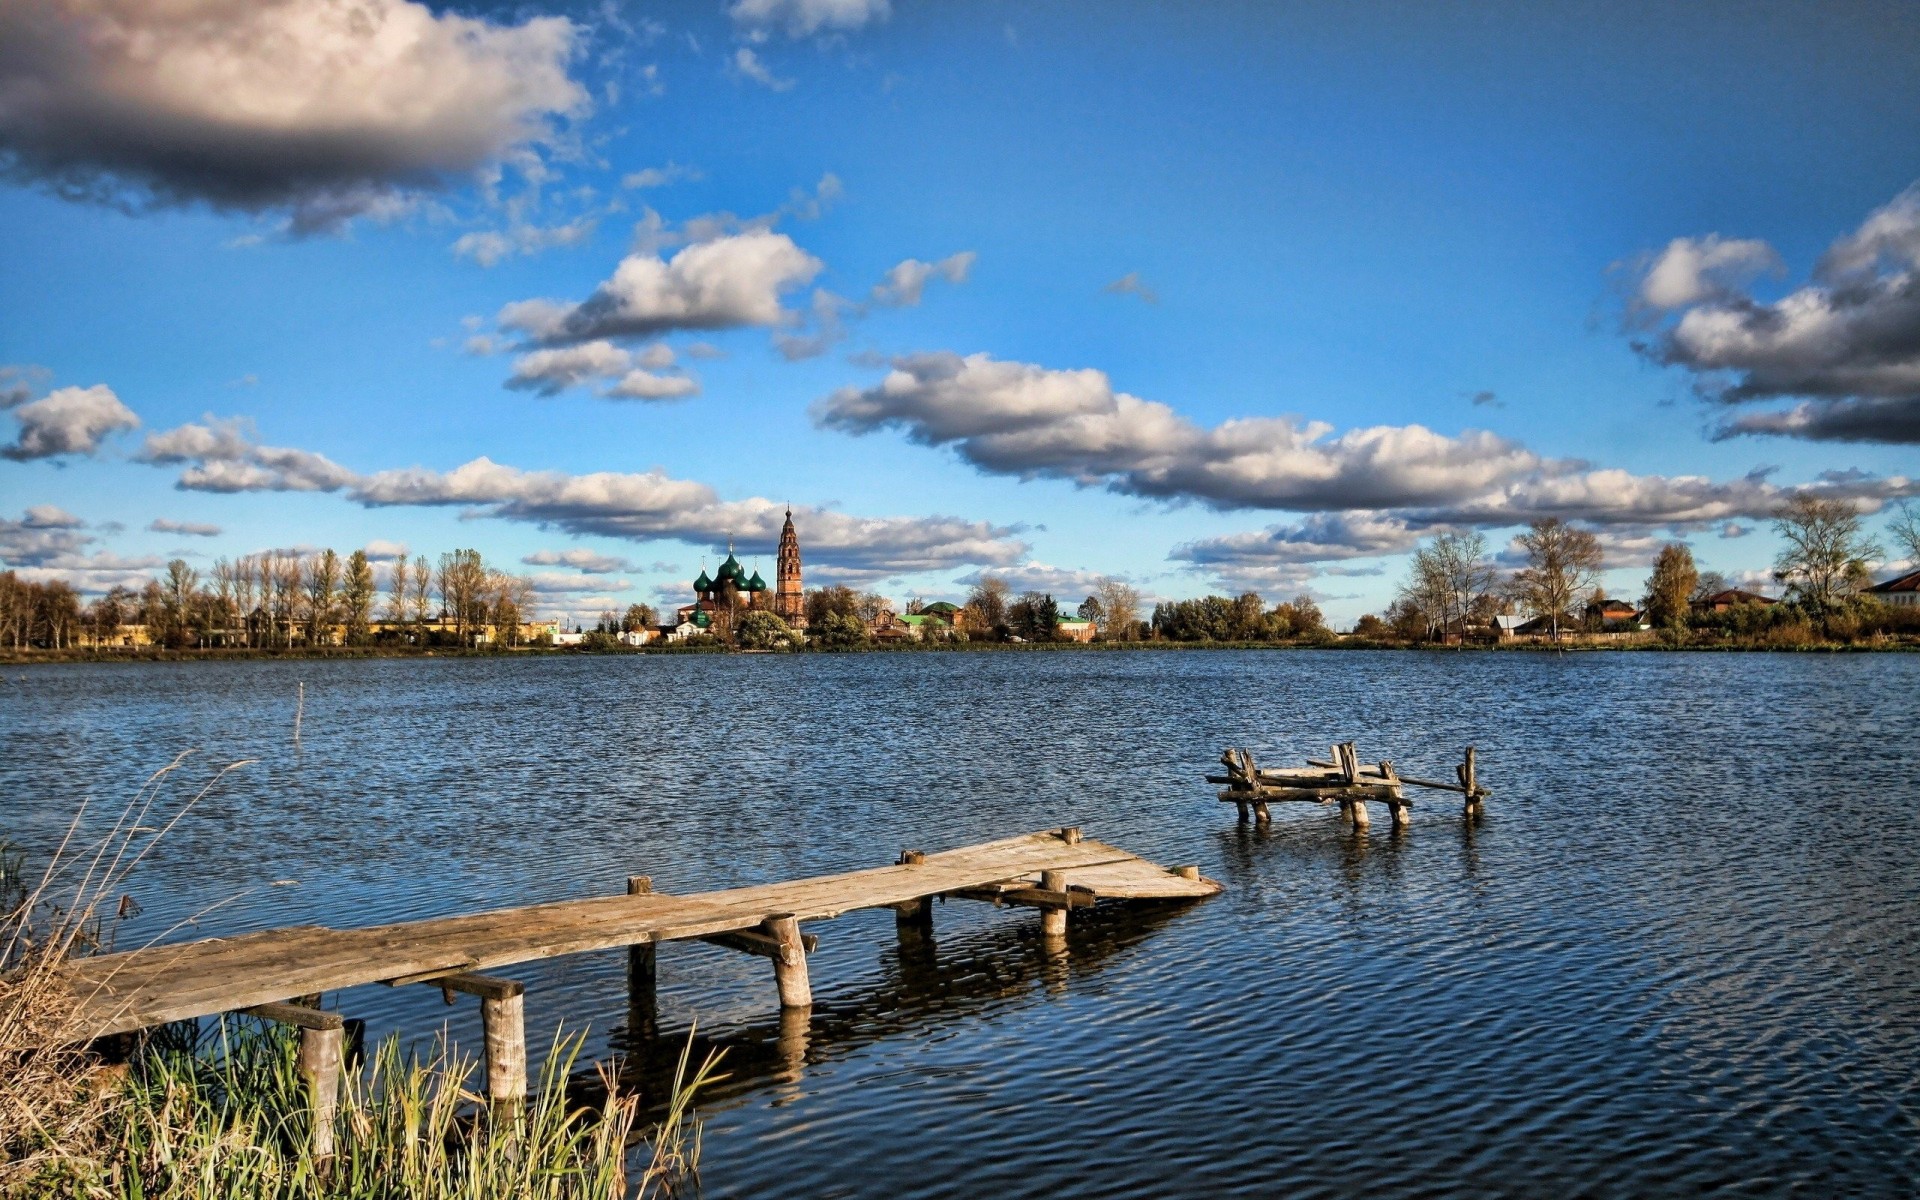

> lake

[{"left": 4, "top": 650, "right": 1917, "bottom": 1198}]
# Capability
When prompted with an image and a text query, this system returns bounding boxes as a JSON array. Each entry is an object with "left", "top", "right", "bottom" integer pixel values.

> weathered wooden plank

[{"left": 57, "top": 830, "right": 1177, "bottom": 1039}]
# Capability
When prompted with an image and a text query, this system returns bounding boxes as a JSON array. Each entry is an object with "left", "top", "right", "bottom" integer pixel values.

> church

[{"left": 674, "top": 509, "right": 807, "bottom": 638}]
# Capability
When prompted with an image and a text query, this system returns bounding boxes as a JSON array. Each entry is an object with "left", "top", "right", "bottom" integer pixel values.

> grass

[{"left": 2, "top": 757, "right": 721, "bottom": 1199}]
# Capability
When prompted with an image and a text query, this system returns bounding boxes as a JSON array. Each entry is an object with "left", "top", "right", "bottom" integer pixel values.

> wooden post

[
  {"left": 626, "top": 876, "right": 656, "bottom": 1038},
  {"left": 894, "top": 850, "right": 933, "bottom": 935},
  {"left": 1174, "top": 865, "right": 1200, "bottom": 881},
  {"left": 482, "top": 989, "right": 526, "bottom": 1107},
  {"left": 1459, "top": 746, "right": 1482, "bottom": 818},
  {"left": 1348, "top": 794, "right": 1371, "bottom": 830},
  {"left": 1382, "top": 760, "right": 1409, "bottom": 830},
  {"left": 1252, "top": 798, "right": 1271, "bottom": 824},
  {"left": 298, "top": 1025, "right": 342, "bottom": 1164},
  {"left": 1040, "top": 869, "right": 1068, "bottom": 938},
  {"left": 764, "top": 913, "right": 812, "bottom": 1009},
  {"left": 244, "top": 1003, "right": 343, "bottom": 1164}
]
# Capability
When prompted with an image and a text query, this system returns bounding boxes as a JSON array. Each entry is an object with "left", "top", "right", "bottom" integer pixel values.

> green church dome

[
  {"left": 719, "top": 553, "right": 743, "bottom": 582},
  {"left": 746, "top": 570, "right": 767, "bottom": 591},
  {"left": 692, "top": 609, "right": 711, "bottom": 627},
  {"left": 694, "top": 569, "right": 713, "bottom": 592}
]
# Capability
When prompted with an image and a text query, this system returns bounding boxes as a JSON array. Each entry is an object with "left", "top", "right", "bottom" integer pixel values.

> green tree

[
  {"left": 1008, "top": 591, "right": 1059, "bottom": 640},
  {"left": 623, "top": 603, "right": 657, "bottom": 632},
  {"left": 811, "top": 611, "right": 868, "bottom": 649},
  {"left": 1641, "top": 542, "right": 1698, "bottom": 629},
  {"left": 805, "top": 584, "right": 861, "bottom": 627},
  {"left": 343, "top": 549, "right": 376, "bottom": 644},
  {"left": 737, "top": 610, "right": 798, "bottom": 649},
  {"left": 1772, "top": 494, "right": 1881, "bottom": 614}
]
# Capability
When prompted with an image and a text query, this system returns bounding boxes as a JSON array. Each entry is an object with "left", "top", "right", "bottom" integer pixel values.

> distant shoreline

[{"left": 4, "top": 637, "right": 1914, "bottom": 665}]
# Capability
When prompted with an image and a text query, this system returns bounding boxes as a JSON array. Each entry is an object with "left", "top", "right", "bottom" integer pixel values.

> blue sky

[{"left": 3, "top": 0, "right": 1917, "bottom": 624}]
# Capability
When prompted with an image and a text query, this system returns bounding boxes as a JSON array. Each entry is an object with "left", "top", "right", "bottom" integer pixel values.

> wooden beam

[
  {"left": 243, "top": 1001, "right": 343, "bottom": 1031},
  {"left": 946, "top": 884, "right": 1096, "bottom": 910},
  {"left": 764, "top": 914, "right": 811, "bottom": 1009},
  {"left": 697, "top": 928, "right": 820, "bottom": 958}
]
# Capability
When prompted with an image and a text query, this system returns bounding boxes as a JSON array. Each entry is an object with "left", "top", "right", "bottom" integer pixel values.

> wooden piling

[
  {"left": 427, "top": 973, "right": 527, "bottom": 1104},
  {"left": 1348, "top": 794, "right": 1371, "bottom": 830},
  {"left": 1040, "top": 870, "right": 1069, "bottom": 938},
  {"left": 764, "top": 913, "right": 812, "bottom": 1009},
  {"left": 626, "top": 875, "right": 656, "bottom": 1036},
  {"left": 1459, "top": 746, "right": 1482, "bottom": 818},
  {"left": 257, "top": 1004, "right": 343, "bottom": 1165}
]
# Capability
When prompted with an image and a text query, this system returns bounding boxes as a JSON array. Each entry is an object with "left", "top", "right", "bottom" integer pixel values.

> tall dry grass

[{"left": 2, "top": 754, "right": 720, "bottom": 1199}]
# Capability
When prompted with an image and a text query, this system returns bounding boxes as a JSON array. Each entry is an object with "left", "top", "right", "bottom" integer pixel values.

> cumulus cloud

[
  {"left": 363, "top": 539, "right": 409, "bottom": 560},
  {"left": 523, "top": 548, "right": 634, "bottom": 573},
  {"left": 1631, "top": 184, "right": 1920, "bottom": 443},
  {"left": 149, "top": 518, "right": 221, "bottom": 537},
  {"left": 729, "top": 0, "right": 890, "bottom": 39},
  {"left": 0, "top": 0, "right": 589, "bottom": 232},
  {"left": 0, "top": 364, "right": 51, "bottom": 407},
  {"left": 815, "top": 351, "right": 1547, "bottom": 511},
  {"left": 0, "top": 507, "right": 162, "bottom": 591},
  {"left": 3, "top": 383, "right": 139, "bottom": 460},
  {"left": 732, "top": 47, "right": 794, "bottom": 92},
  {"left": 136, "top": 416, "right": 355, "bottom": 492},
  {"left": 1103, "top": 272, "right": 1158, "bottom": 304},
  {"left": 499, "top": 229, "right": 821, "bottom": 343},
  {"left": 135, "top": 421, "right": 1029, "bottom": 582},
  {"left": 871, "top": 252, "right": 976, "bottom": 307},
  {"left": 953, "top": 562, "right": 1119, "bottom": 599},
  {"left": 505, "top": 340, "right": 696, "bottom": 400}
]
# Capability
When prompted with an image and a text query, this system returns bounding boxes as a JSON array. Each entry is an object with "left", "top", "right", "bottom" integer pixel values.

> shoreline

[{"left": 4, "top": 637, "right": 1915, "bottom": 666}]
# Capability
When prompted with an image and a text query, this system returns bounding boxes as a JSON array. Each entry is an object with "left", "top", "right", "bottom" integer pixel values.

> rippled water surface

[{"left": 5, "top": 651, "right": 1918, "bottom": 1197}]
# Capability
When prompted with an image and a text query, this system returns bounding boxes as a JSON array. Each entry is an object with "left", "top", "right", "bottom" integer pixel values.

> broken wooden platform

[{"left": 1207, "top": 741, "right": 1490, "bottom": 830}]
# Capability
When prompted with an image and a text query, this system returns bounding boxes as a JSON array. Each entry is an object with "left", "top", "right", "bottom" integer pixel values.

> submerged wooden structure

[
  {"left": 59, "top": 828, "right": 1216, "bottom": 1160},
  {"left": 1208, "top": 741, "right": 1490, "bottom": 830}
]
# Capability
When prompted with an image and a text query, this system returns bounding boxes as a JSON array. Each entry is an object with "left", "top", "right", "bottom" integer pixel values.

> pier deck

[{"left": 62, "top": 828, "right": 1217, "bottom": 1040}]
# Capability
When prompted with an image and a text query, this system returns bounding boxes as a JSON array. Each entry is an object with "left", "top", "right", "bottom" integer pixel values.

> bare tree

[
  {"left": 1093, "top": 577, "right": 1141, "bottom": 641},
  {"left": 303, "top": 549, "right": 341, "bottom": 645},
  {"left": 409, "top": 554, "right": 433, "bottom": 626},
  {"left": 210, "top": 558, "right": 238, "bottom": 645},
  {"left": 438, "top": 549, "right": 488, "bottom": 641},
  {"left": 966, "top": 575, "right": 1012, "bottom": 635},
  {"left": 273, "top": 554, "right": 303, "bottom": 647},
  {"left": 385, "top": 555, "right": 411, "bottom": 624},
  {"left": 1772, "top": 494, "right": 1881, "bottom": 613},
  {"left": 233, "top": 554, "right": 258, "bottom": 647},
  {"left": 1887, "top": 499, "right": 1920, "bottom": 567},
  {"left": 1508, "top": 519, "right": 1603, "bottom": 643}
]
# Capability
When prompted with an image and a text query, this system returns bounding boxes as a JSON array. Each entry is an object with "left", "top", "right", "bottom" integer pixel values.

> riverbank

[{"left": 5, "top": 634, "right": 1917, "bottom": 665}]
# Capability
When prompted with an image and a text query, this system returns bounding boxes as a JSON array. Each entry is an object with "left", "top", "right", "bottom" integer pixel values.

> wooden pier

[
  {"left": 57, "top": 827, "right": 1216, "bottom": 1157},
  {"left": 1208, "top": 741, "right": 1490, "bottom": 830}
]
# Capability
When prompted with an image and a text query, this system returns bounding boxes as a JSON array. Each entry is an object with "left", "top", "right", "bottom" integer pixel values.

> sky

[{"left": 3, "top": 0, "right": 1918, "bottom": 626}]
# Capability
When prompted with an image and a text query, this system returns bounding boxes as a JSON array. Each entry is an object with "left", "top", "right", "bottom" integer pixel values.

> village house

[
  {"left": 1691, "top": 588, "right": 1778, "bottom": 613},
  {"left": 1865, "top": 568, "right": 1920, "bottom": 608},
  {"left": 1582, "top": 597, "right": 1642, "bottom": 629},
  {"left": 1054, "top": 616, "right": 1098, "bottom": 643}
]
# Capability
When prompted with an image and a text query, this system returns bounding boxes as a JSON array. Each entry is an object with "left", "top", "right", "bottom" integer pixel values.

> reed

[{"left": 3, "top": 757, "right": 720, "bottom": 1199}]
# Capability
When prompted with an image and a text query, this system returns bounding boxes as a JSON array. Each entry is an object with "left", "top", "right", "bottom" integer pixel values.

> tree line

[
  {"left": 1376, "top": 499, "right": 1920, "bottom": 645},
  {"left": 0, "top": 547, "right": 538, "bottom": 651}
]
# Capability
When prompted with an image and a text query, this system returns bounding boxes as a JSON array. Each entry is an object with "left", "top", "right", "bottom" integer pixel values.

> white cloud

[
  {"left": 0, "top": 0, "right": 589, "bottom": 232},
  {"left": 622, "top": 163, "right": 702, "bottom": 190},
  {"left": 3, "top": 383, "right": 139, "bottom": 460},
  {"left": 363, "top": 539, "right": 410, "bottom": 560},
  {"left": 499, "top": 229, "right": 821, "bottom": 342},
  {"left": 732, "top": 47, "right": 794, "bottom": 92},
  {"left": 136, "top": 416, "right": 355, "bottom": 492},
  {"left": 523, "top": 548, "right": 635, "bottom": 573},
  {"left": 605, "top": 370, "right": 699, "bottom": 400},
  {"left": 1633, "top": 184, "right": 1920, "bottom": 443},
  {"left": 504, "top": 340, "right": 696, "bottom": 400},
  {"left": 953, "top": 562, "right": 1116, "bottom": 599},
  {"left": 871, "top": 252, "right": 976, "bottom": 307},
  {"left": 451, "top": 216, "right": 597, "bottom": 267},
  {"left": 0, "top": 507, "right": 162, "bottom": 592},
  {"left": 1103, "top": 271, "right": 1158, "bottom": 304},
  {"left": 135, "top": 422, "right": 1029, "bottom": 581},
  {"left": 149, "top": 518, "right": 222, "bottom": 537},
  {"left": 729, "top": 0, "right": 890, "bottom": 39}
]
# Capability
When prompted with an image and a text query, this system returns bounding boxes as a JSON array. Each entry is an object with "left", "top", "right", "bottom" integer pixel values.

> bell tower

[{"left": 775, "top": 508, "right": 805, "bottom": 627}]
